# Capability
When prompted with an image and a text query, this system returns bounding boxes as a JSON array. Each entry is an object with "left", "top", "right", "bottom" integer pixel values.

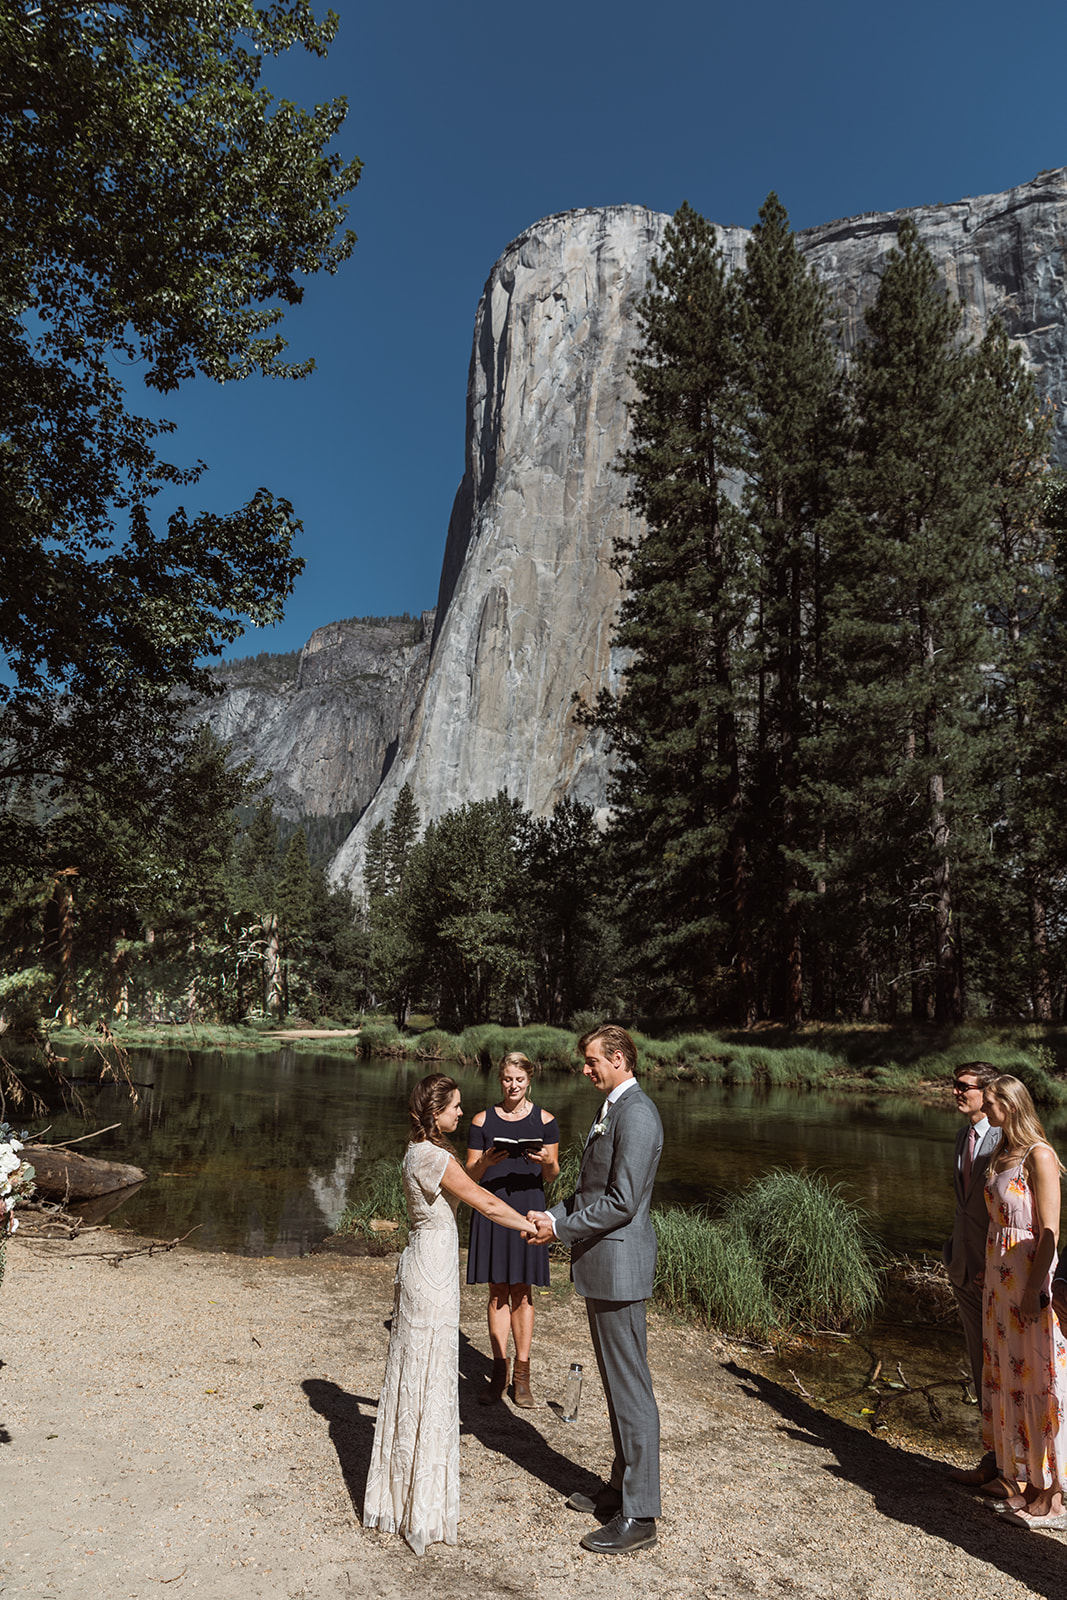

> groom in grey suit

[
  {"left": 528, "top": 1024, "right": 663, "bottom": 1554},
  {"left": 943, "top": 1061, "right": 1001, "bottom": 1485}
]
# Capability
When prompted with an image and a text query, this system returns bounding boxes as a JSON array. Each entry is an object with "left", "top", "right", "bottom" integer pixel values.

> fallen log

[{"left": 25, "top": 1144, "right": 147, "bottom": 1201}]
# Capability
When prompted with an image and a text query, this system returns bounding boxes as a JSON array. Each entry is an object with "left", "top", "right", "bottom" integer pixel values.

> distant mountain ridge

[{"left": 199, "top": 612, "right": 434, "bottom": 820}]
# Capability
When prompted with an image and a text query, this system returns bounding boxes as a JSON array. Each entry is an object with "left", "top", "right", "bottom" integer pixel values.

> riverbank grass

[
  {"left": 335, "top": 1155, "right": 883, "bottom": 1344},
  {"left": 354, "top": 1019, "right": 1066, "bottom": 1103}
]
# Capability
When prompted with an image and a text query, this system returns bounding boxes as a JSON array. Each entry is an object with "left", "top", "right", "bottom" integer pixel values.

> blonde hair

[
  {"left": 498, "top": 1051, "right": 535, "bottom": 1083},
  {"left": 987, "top": 1075, "right": 1066, "bottom": 1175}
]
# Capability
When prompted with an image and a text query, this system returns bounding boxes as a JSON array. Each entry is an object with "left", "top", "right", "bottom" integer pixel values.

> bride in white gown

[{"left": 363, "top": 1075, "right": 534, "bottom": 1556}]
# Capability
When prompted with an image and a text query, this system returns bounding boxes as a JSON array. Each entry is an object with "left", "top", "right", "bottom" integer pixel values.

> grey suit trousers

[{"left": 585, "top": 1296, "right": 661, "bottom": 1518}]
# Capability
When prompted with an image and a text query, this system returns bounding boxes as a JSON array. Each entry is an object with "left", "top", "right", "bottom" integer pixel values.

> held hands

[{"left": 526, "top": 1210, "right": 555, "bottom": 1246}]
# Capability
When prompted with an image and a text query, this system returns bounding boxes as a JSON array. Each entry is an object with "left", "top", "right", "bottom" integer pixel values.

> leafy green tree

[
  {"left": 585, "top": 202, "right": 753, "bottom": 1019},
  {"left": 363, "top": 786, "right": 424, "bottom": 1028},
  {"left": 517, "top": 799, "right": 614, "bottom": 1025},
  {"left": 276, "top": 828, "right": 311, "bottom": 1015},
  {"left": 403, "top": 793, "right": 530, "bottom": 1029},
  {"left": 234, "top": 798, "right": 283, "bottom": 1016},
  {"left": 976, "top": 440, "right": 1067, "bottom": 1017},
  {"left": 303, "top": 873, "right": 367, "bottom": 1019},
  {"left": 0, "top": 0, "right": 359, "bottom": 883}
]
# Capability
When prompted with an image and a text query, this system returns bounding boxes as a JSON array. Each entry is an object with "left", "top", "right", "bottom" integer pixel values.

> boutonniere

[{"left": 591, "top": 1116, "right": 610, "bottom": 1139}]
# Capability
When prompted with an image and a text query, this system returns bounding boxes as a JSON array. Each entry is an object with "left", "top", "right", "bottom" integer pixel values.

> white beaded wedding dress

[{"left": 363, "top": 1140, "right": 460, "bottom": 1556}]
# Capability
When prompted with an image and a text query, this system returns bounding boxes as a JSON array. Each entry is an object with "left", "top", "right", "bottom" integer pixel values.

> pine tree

[
  {"left": 737, "top": 194, "right": 843, "bottom": 1021},
  {"left": 813, "top": 219, "right": 994, "bottom": 1022},
  {"left": 365, "top": 789, "right": 423, "bottom": 1029},
  {"left": 589, "top": 202, "right": 752, "bottom": 1019},
  {"left": 276, "top": 829, "right": 311, "bottom": 1017}
]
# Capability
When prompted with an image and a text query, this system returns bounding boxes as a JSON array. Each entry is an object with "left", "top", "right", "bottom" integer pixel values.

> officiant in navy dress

[{"left": 466, "top": 1052, "right": 559, "bottom": 1409}]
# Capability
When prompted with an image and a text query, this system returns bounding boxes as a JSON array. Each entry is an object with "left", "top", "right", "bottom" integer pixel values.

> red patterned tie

[{"left": 963, "top": 1125, "right": 978, "bottom": 1191}]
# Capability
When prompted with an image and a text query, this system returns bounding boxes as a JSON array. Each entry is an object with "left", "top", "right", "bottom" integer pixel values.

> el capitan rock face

[
  {"left": 328, "top": 205, "right": 748, "bottom": 884},
  {"left": 247, "top": 171, "right": 1067, "bottom": 888}
]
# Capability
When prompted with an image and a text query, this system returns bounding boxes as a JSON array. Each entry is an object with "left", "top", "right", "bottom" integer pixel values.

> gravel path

[{"left": 1, "top": 1231, "right": 1063, "bottom": 1599}]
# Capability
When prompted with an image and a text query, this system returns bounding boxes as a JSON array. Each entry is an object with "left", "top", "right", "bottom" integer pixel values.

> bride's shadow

[
  {"left": 302, "top": 1378, "right": 379, "bottom": 1510},
  {"left": 301, "top": 1330, "right": 601, "bottom": 1515}
]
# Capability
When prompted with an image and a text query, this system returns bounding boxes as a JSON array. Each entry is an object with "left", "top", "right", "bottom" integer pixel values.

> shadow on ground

[{"left": 728, "top": 1361, "right": 1067, "bottom": 1600}]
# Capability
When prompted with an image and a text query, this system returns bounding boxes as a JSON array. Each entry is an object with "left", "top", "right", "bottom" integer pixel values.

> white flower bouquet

[{"left": 0, "top": 1122, "right": 35, "bottom": 1286}]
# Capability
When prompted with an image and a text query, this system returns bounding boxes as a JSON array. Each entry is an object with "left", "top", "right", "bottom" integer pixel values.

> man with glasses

[{"left": 944, "top": 1062, "right": 1001, "bottom": 1486}]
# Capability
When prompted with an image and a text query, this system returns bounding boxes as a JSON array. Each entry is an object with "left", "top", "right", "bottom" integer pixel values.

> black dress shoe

[
  {"left": 567, "top": 1486, "right": 623, "bottom": 1515},
  {"left": 579, "top": 1513, "right": 657, "bottom": 1553}
]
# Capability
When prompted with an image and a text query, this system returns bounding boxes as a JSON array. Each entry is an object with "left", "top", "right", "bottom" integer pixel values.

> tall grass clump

[
  {"left": 722, "top": 1168, "right": 883, "bottom": 1331},
  {"left": 456, "top": 1024, "right": 511, "bottom": 1068},
  {"left": 413, "top": 1028, "right": 461, "bottom": 1060},
  {"left": 512, "top": 1026, "right": 578, "bottom": 1071},
  {"left": 337, "top": 1156, "right": 409, "bottom": 1246},
  {"left": 547, "top": 1139, "right": 584, "bottom": 1210},
  {"left": 358, "top": 1021, "right": 401, "bottom": 1056},
  {"left": 652, "top": 1207, "right": 776, "bottom": 1339}
]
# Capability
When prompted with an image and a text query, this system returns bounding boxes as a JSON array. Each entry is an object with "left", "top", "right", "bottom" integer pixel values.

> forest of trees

[{"left": 579, "top": 197, "right": 1067, "bottom": 1026}]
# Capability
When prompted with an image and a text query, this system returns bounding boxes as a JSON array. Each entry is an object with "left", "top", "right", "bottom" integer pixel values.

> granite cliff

[
  {"left": 328, "top": 168, "right": 1067, "bottom": 890},
  {"left": 201, "top": 613, "right": 433, "bottom": 821}
]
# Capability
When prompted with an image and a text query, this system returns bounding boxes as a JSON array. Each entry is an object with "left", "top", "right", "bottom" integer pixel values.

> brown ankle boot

[
  {"left": 479, "top": 1357, "right": 508, "bottom": 1405},
  {"left": 512, "top": 1358, "right": 534, "bottom": 1408}
]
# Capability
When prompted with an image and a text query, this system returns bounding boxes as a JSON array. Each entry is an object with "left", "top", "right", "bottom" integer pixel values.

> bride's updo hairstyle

[{"left": 409, "top": 1073, "right": 460, "bottom": 1151}]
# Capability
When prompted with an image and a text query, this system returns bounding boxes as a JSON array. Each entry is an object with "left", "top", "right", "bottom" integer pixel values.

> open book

[{"left": 491, "top": 1137, "right": 545, "bottom": 1156}]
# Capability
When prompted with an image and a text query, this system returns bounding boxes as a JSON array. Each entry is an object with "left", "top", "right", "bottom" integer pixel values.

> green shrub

[
  {"left": 414, "top": 1028, "right": 459, "bottom": 1060},
  {"left": 722, "top": 1168, "right": 883, "bottom": 1331},
  {"left": 358, "top": 1022, "right": 401, "bottom": 1055},
  {"left": 455, "top": 1024, "right": 510, "bottom": 1068},
  {"left": 337, "top": 1155, "right": 409, "bottom": 1247},
  {"left": 652, "top": 1206, "right": 777, "bottom": 1339},
  {"left": 513, "top": 1026, "right": 578, "bottom": 1072}
]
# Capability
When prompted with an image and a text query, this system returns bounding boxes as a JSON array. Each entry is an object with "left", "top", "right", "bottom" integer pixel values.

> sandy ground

[{"left": 2, "top": 1229, "right": 1065, "bottom": 1600}]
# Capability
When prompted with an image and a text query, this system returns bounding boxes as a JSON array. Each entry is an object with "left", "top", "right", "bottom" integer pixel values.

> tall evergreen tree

[
  {"left": 812, "top": 219, "right": 993, "bottom": 1022},
  {"left": 737, "top": 194, "right": 843, "bottom": 1021},
  {"left": 587, "top": 202, "right": 752, "bottom": 1019},
  {"left": 365, "top": 787, "right": 423, "bottom": 1029}
]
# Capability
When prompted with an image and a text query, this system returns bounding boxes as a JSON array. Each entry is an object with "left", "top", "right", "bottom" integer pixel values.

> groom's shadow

[{"left": 457, "top": 1332, "right": 602, "bottom": 1504}]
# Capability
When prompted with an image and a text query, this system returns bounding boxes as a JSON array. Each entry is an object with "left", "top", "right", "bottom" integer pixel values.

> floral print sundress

[{"left": 981, "top": 1146, "right": 1067, "bottom": 1488}]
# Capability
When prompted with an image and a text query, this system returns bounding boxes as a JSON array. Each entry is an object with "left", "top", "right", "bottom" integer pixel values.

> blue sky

[{"left": 153, "top": 0, "right": 1066, "bottom": 659}]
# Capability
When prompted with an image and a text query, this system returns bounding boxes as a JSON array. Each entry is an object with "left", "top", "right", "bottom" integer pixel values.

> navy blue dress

[{"left": 466, "top": 1104, "right": 560, "bottom": 1287}]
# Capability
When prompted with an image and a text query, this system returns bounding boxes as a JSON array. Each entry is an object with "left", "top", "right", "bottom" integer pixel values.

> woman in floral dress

[{"left": 980, "top": 1074, "right": 1067, "bottom": 1527}]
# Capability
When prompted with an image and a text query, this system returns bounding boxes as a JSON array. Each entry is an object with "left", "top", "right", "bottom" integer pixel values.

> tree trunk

[
  {"left": 108, "top": 915, "right": 128, "bottom": 1021},
  {"left": 262, "top": 914, "right": 282, "bottom": 1018},
  {"left": 1025, "top": 859, "right": 1053, "bottom": 1021},
  {"left": 54, "top": 870, "right": 77, "bottom": 1026}
]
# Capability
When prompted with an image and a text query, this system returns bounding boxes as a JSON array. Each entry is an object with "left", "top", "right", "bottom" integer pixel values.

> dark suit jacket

[
  {"left": 549, "top": 1082, "right": 663, "bottom": 1302},
  {"left": 942, "top": 1120, "right": 1000, "bottom": 1290}
]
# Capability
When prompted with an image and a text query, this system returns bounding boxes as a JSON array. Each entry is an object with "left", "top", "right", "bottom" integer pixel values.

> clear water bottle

[{"left": 561, "top": 1362, "right": 583, "bottom": 1422}]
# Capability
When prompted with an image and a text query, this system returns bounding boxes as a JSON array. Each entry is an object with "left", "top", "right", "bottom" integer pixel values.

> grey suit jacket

[
  {"left": 549, "top": 1083, "right": 663, "bottom": 1301},
  {"left": 943, "top": 1121, "right": 1000, "bottom": 1290}
]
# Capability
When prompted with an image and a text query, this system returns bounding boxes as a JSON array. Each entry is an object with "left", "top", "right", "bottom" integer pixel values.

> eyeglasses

[{"left": 953, "top": 1083, "right": 981, "bottom": 1095}]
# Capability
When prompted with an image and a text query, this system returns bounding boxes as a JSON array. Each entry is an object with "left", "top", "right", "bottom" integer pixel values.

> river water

[{"left": 29, "top": 1045, "right": 1059, "bottom": 1260}]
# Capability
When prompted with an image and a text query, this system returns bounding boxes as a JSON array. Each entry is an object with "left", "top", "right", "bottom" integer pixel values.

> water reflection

[{"left": 32, "top": 1048, "right": 1067, "bottom": 1259}]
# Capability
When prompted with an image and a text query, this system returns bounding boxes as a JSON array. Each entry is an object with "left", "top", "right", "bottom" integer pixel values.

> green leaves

[{"left": 0, "top": 0, "right": 358, "bottom": 890}]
